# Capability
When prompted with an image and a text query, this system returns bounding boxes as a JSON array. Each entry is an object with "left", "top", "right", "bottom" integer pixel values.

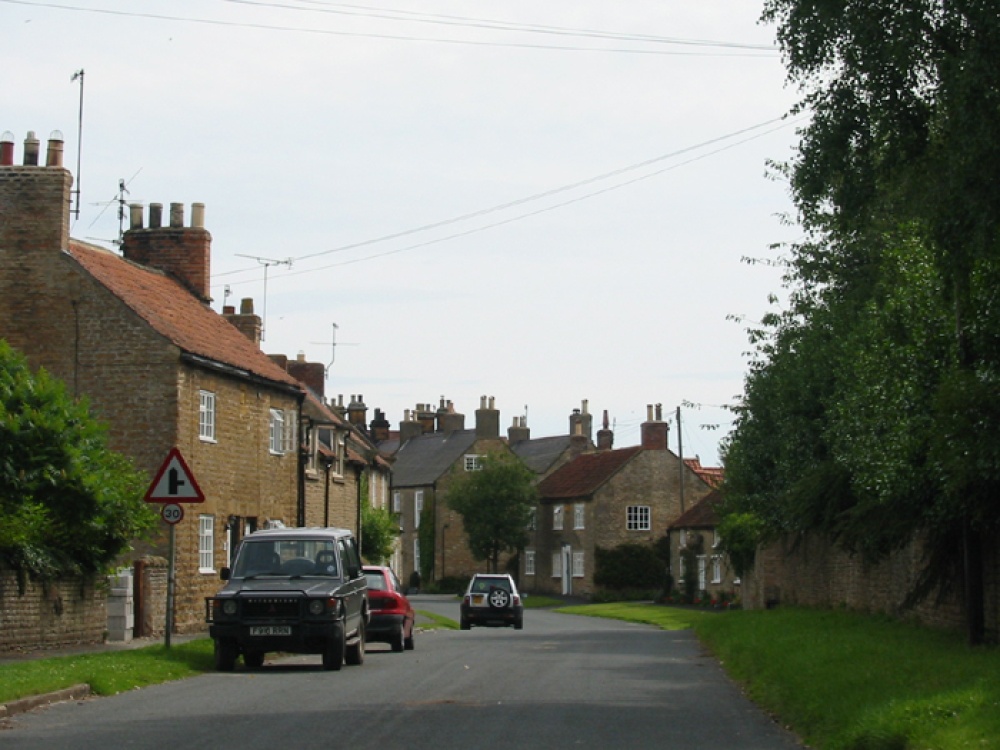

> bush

[{"left": 594, "top": 541, "right": 669, "bottom": 591}]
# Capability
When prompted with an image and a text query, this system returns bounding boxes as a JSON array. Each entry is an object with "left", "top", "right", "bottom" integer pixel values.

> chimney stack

[
  {"left": 399, "top": 410, "right": 424, "bottom": 444},
  {"left": 122, "top": 201, "right": 212, "bottom": 302},
  {"left": 508, "top": 415, "right": 530, "bottom": 444},
  {"left": 475, "top": 395, "right": 500, "bottom": 439},
  {"left": 224, "top": 297, "right": 263, "bottom": 347},
  {"left": 286, "top": 353, "right": 326, "bottom": 398},
  {"left": 597, "top": 409, "right": 614, "bottom": 450},
  {"left": 640, "top": 403, "right": 669, "bottom": 450}
]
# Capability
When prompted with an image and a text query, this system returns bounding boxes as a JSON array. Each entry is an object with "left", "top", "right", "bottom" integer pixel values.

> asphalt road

[{"left": 1, "top": 597, "right": 802, "bottom": 749}]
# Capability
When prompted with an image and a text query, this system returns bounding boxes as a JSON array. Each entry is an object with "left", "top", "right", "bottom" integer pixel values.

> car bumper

[
  {"left": 210, "top": 622, "right": 341, "bottom": 654},
  {"left": 365, "top": 613, "right": 407, "bottom": 640},
  {"left": 461, "top": 607, "right": 523, "bottom": 626}
]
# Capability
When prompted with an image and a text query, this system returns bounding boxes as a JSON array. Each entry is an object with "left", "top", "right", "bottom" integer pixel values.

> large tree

[
  {"left": 0, "top": 340, "right": 157, "bottom": 586},
  {"left": 724, "top": 2, "right": 1000, "bottom": 643},
  {"left": 445, "top": 451, "right": 537, "bottom": 573}
]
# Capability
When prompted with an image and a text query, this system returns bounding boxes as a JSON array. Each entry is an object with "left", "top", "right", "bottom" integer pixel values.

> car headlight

[
  {"left": 222, "top": 600, "right": 238, "bottom": 616},
  {"left": 308, "top": 599, "right": 326, "bottom": 616}
]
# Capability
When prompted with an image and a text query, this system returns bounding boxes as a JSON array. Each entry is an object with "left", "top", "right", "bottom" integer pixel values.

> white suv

[{"left": 460, "top": 573, "right": 524, "bottom": 630}]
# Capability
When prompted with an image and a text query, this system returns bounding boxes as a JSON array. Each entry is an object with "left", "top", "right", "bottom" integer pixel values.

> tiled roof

[
  {"left": 670, "top": 490, "right": 723, "bottom": 529},
  {"left": 68, "top": 240, "right": 299, "bottom": 389},
  {"left": 537, "top": 446, "right": 643, "bottom": 500},
  {"left": 390, "top": 430, "right": 479, "bottom": 488},
  {"left": 684, "top": 458, "right": 724, "bottom": 488},
  {"left": 510, "top": 434, "right": 574, "bottom": 475}
]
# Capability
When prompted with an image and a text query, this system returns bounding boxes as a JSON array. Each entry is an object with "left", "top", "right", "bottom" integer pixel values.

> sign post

[{"left": 144, "top": 448, "right": 205, "bottom": 648}]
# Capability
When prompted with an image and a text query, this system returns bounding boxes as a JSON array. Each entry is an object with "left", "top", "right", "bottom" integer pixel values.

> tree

[
  {"left": 445, "top": 451, "right": 537, "bottom": 573},
  {"left": 360, "top": 500, "right": 397, "bottom": 565},
  {"left": 0, "top": 340, "right": 157, "bottom": 587},
  {"left": 723, "top": 2, "right": 1000, "bottom": 642}
]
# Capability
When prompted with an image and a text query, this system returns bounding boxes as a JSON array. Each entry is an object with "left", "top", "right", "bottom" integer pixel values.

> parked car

[
  {"left": 205, "top": 527, "right": 368, "bottom": 671},
  {"left": 460, "top": 573, "right": 524, "bottom": 630},
  {"left": 363, "top": 565, "right": 415, "bottom": 652}
]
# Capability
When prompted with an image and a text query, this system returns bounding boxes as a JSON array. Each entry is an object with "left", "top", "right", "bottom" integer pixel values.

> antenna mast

[
  {"left": 233, "top": 254, "right": 292, "bottom": 341},
  {"left": 70, "top": 69, "right": 84, "bottom": 220}
]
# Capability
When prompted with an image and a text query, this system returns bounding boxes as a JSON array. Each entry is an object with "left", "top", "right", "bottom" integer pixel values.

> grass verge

[
  {"left": 415, "top": 610, "right": 459, "bottom": 630},
  {"left": 558, "top": 602, "right": 999, "bottom": 750},
  {"left": 0, "top": 639, "right": 215, "bottom": 704}
]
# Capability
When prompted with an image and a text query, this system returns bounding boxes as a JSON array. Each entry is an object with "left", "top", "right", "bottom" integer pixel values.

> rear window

[
  {"left": 471, "top": 576, "right": 511, "bottom": 593},
  {"left": 364, "top": 571, "right": 387, "bottom": 591}
]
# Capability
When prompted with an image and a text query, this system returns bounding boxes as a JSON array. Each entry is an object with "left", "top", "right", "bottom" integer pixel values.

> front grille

[{"left": 241, "top": 596, "right": 301, "bottom": 619}]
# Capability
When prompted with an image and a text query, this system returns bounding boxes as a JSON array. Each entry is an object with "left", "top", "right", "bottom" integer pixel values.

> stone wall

[
  {"left": 744, "top": 532, "right": 999, "bottom": 640},
  {"left": 0, "top": 571, "right": 107, "bottom": 653}
]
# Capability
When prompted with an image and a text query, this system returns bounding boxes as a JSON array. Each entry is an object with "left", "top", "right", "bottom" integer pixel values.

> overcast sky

[{"left": 3, "top": 1, "right": 803, "bottom": 464}]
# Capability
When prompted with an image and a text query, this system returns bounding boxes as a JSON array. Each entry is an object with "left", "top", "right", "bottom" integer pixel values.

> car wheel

[
  {"left": 460, "top": 617, "right": 471, "bottom": 630},
  {"left": 214, "top": 639, "right": 237, "bottom": 672},
  {"left": 391, "top": 624, "right": 405, "bottom": 653},
  {"left": 323, "top": 624, "right": 345, "bottom": 671},
  {"left": 243, "top": 650, "right": 265, "bottom": 669},
  {"left": 404, "top": 626, "right": 415, "bottom": 651},
  {"left": 488, "top": 587, "right": 511, "bottom": 609},
  {"left": 514, "top": 617, "right": 523, "bottom": 630},
  {"left": 346, "top": 624, "right": 365, "bottom": 666}
]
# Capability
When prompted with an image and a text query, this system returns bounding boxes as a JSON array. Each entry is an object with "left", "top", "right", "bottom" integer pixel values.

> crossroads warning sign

[{"left": 144, "top": 448, "right": 205, "bottom": 503}]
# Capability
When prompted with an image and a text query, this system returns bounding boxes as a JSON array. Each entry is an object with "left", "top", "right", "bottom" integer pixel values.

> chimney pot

[
  {"left": 191, "top": 202, "right": 205, "bottom": 228},
  {"left": 23, "top": 131, "right": 39, "bottom": 166},
  {"left": 149, "top": 203, "right": 163, "bottom": 228},
  {"left": 129, "top": 203, "right": 144, "bottom": 229},
  {"left": 0, "top": 131, "right": 14, "bottom": 165},
  {"left": 223, "top": 305, "right": 235, "bottom": 314},
  {"left": 169, "top": 202, "right": 184, "bottom": 228},
  {"left": 45, "top": 131, "right": 64, "bottom": 167},
  {"left": 240, "top": 298, "right": 254, "bottom": 314}
]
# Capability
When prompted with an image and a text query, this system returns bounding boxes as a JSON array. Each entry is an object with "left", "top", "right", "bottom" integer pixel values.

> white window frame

[
  {"left": 413, "top": 538, "right": 421, "bottom": 575},
  {"left": 572, "top": 551, "right": 585, "bottom": 578},
  {"left": 712, "top": 528, "right": 720, "bottom": 548},
  {"left": 269, "top": 408, "right": 285, "bottom": 454},
  {"left": 551, "top": 552, "right": 563, "bottom": 578},
  {"left": 626, "top": 505, "right": 651, "bottom": 531},
  {"left": 392, "top": 491, "right": 402, "bottom": 514},
  {"left": 527, "top": 507, "right": 537, "bottom": 531},
  {"left": 553, "top": 505, "right": 564, "bottom": 531},
  {"left": 198, "top": 515, "right": 215, "bottom": 573},
  {"left": 573, "top": 502, "right": 585, "bottom": 530},
  {"left": 199, "top": 390, "right": 216, "bottom": 442},
  {"left": 711, "top": 555, "right": 723, "bottom": 584},
  {"left": 525, "top": 549, "right": 536, "bottom": 576},
  {"left": 698, "top": 555, "right": 707, "bottom": 590},
  {"left": 679, "top": 529, "right": 688, "bottom": 547},
  {"left": 464, "top": 454, "right": 482, "bottom": 472},
  {"left": 414, "top": 490, "right": 424, "bottom": 529}
]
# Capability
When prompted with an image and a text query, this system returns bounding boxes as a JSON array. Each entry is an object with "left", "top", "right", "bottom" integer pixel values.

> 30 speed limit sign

[{"left": 161, "top": 503, "right": 184, "bottom": 525}]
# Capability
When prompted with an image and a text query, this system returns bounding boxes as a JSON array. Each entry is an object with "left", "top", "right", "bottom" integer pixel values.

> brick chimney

[
  {"left": 347, "top": 394, "right": 368, "bottom": 429},
  {"left": 287, "top": 353, "right": 325, "bottom": 398},
  {"left": 0, "top": 131, "right": 72, "bottom": 255},
  {"left": 597, "top": 409, "right": 614, "bottom": 450},
  {"left": 568, "top": 399, "right": 593, "bottom": 441},
  {"left": 413, "top": 403, "right": 436, "bottom": 434},
  {"left": 640, "top": 403, "right": 669, "bottom": 450},
  {"left": 369, "top": 408, "right": 391, "bottom": 443},
  {"left": 224, "top": 298, "right": 262, "bottom": 347},
  {"left": 475, "top": 395, "right": 500, "bottom": 439},
  {"left": 508, "top": 415, "right": 530, "bottom": 444},
  {"left": 399, "top": 410, "right": 424, "bottom": 444},
  {"left": 122, "top": 201, "right": 212, "bottom": 303},
  {"left": 437, "top": 398, "right": 466, "bottom": 433}
]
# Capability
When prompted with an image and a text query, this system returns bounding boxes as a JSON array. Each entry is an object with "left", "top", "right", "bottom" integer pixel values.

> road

[{"left": 1, "top": 597, "right": 801, "bottom": 749}]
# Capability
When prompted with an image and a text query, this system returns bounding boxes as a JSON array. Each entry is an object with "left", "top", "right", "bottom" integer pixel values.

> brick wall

[
  {"left": 0, "top": 572, "right": 108, "bottom": 653},
  {"left": 744, "top": 532, "right": 999, "bottom": 640}
]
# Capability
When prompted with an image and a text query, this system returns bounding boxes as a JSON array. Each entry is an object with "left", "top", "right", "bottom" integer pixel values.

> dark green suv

[{"left": 206, "top": 527, "right": 368, "bottom": 671}]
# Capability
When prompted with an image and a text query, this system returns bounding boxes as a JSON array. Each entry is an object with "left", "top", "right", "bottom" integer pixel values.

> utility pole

[
  {"left": 71, "top": 69, "right": 84, "bottom": 220},
  {"left": 677, "top": 405, "right": 685, "bottom": 515}
]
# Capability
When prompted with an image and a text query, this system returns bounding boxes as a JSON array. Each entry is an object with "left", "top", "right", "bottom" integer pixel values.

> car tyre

[
  {"left": 346, "top": 624, "right": 365, "bottom": 666},
  {"left": 214, "top": 638, "right": 237, "bottom": 672},
  {"left": 391, "top": 624, "right": 405, "bottom": 653},
  {"left": 323, "top": 624, "right": 345, "bottom": 671},
  {"left": 488, "top": 587, "right": 510, "bottom": 609},
  {"left": 460, "top": 617, "right": 471, "bottom": 630},
  {"left": 404, "top": 627, "right": 415, "bottom": 651},
  {"left": 514, "top": 616, "right": 524, "bottom": 630},
  {"left": 243, "top": 649, "right": 265, "bottom": 669}
]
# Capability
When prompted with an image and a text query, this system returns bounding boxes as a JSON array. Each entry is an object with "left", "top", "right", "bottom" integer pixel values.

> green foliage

[
  {"left": 418, "top": 503, "right": 435, "bottom": 582},
  {"left": 444, "top": 451, "right": 537, "bottom": 572},
  {"left": 716, "top": 511, "right": 764, "bottom": 579},
  {"left": 360, "top": 500, "right": 397, "bottom": 565},
  {"left": 0, "top": 340, "right": 157, "bottom": 582},
  {"left": 594, "top": 541, "right": 668, "bottom": 591}
]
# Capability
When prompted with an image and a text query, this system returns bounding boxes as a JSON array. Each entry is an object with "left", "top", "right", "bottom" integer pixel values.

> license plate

[
  {"left": 249, "top": 626, "right": 291, "bottom": 636},
  {"left": 472, "top": 594, "right": 485, "bottom": 605}
]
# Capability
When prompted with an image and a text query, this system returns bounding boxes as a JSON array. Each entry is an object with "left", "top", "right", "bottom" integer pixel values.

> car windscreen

[
  {"left": 364, "top": 571, "right": 388, "bottom": 590},
  {"left": 233, "top": 539, "right": 339, "bottom": 578}
]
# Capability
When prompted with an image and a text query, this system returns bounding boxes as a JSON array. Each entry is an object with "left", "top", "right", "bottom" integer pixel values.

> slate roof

[
  {"left": 390, "top": 429, "right": 479, "bottom": 488},
  {"left": 510, "top": 434, "right": 574, "bottom": 475},
  {"left": 669, "top": 490, "right": 723, "bottom": 529},
  {"left": 68, "top": 240, "right": 299, "bottom": 389},
  {"left": 537, "top": 446, "right": 643, "bottom": 500}
]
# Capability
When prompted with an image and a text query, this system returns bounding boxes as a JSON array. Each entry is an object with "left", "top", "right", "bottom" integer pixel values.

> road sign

[
  {"left": 161, "top": 503, "right": 184, "bottom": 525},
  {"left": 145, "top": 448, "right": 205, "bottom": 503}
]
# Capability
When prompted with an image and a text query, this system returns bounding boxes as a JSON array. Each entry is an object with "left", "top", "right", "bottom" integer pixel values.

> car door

[{"left": 337, "top": 536, "right": 367, "bottom": 633}]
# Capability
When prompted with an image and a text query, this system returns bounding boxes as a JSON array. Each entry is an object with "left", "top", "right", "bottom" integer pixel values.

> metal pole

[
  {"left": 677, "top": 406, "right": 685, "bottom": 515},
  {"left": 165, "top": 524, "right": 175, "bottom": 649}
]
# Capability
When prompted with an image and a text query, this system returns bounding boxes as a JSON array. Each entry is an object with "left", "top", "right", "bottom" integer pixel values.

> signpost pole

[{"left": 166, "top": 523, "right": 176, "bottom": 649}]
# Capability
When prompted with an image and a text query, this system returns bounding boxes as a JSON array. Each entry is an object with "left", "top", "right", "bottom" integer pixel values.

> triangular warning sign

[{"left": 145, "top": 448, "right": 205, "bottom": 503}]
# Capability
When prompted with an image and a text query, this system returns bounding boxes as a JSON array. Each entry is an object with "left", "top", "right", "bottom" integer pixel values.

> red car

[{"left": 362, "top": 565, "right": 415, "bottom": 652}]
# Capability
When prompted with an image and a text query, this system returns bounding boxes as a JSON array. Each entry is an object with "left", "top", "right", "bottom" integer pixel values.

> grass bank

[{"left": 559, "top": 602, "right": 999, "bottom": 750}]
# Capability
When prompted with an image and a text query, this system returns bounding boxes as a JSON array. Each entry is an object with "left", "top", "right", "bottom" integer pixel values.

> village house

[
  {"left": 0, "top": 130, "right": 304, "bottom": 633},
  {"left": 667, "top": 490, "right": 740, "bottom": 604},
  {"left": 526, "top": 404, "right": 716, "bottom": 597}
]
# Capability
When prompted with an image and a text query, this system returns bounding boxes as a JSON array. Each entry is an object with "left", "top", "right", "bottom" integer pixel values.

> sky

[{"left": 2, "top": 1, "right": 803, "bottom": 465}]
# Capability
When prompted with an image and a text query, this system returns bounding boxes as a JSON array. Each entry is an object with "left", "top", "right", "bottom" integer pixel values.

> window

[
  {"left": 679, "top": 529, "right": 688, "bottom": 547},
  {"left": 464, "top": 454, "right": 482, "bottom": 471},
  {"left": 199, "top": 515, "right": 214, "bottom": 572},
  {"left": 697, "top": 555, "right": 707, "bottom": 590},
  {"left": 551, "top": 552, "right": 562, "bottom": 578},
  {"left": 316, "top": 426, "right": 343, "bottom": 476},
  {"left": 270, "top": 408, "right": 296, "bottom": 454},
  {"left": 626, "top": 505, "right": 651, "bottom": 531},
  {"left": 712, "top": 528, "right": 720, "bottom": 548},
  {"left": 553, "top": 505, "right": 564, "bottom": 531},
  {"left": 199, "top": 390, "right": 216, "bottom": 442},
  {"left": 392, "top": 491, "right": 401, "bottom": 513},
  {"left": 572, "top": 551, "right": 585, "bottom": 578},
  {"left": 525, "top": 549, "right": 536, "bottom": 576},
  {"left": 573, "top": 503, "right": 585, "bottom": 530},
  {"left": 414, "top": 491, "right": 424, "bottom": 529},
  {"left": 711, "top": 555, "right": 723, "bottom": 584},
  {"left": 413, "top": 539, "right": 421, "bottom": 574},
  {"left": 527, "top": 507, "right": 537, "bottom": 531}
]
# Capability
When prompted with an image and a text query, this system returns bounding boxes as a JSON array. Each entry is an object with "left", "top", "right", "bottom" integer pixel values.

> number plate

[
  {"left": 249, "top": 626, "right": 291, "bottom": 636},
  {"left": 472, "top": 594, "right": 485, "bottom": 606}
]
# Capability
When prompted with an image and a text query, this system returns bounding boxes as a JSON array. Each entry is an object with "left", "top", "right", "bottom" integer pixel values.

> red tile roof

[
  {"left": 537, "top": 446, "right": 643, "bottom": 500},
  {"left": 684, "top": 458, "right": 724, "bottom": 488},
  {"left": 68, "top": 240, "right": 300, "bottom": 389}
]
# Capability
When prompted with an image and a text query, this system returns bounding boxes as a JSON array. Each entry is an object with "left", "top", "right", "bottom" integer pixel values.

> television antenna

[
  {"left": 233, "top": 254, "right": 292, "bottom": 341},
  {"left": 86, "top": 169, "right": 143, "bottom": 248},
  {"left": 310, "top": 323, "right": 360, "bottom": 376},
  {"left": 70, "top": 69, "right": 84, "bottom": 220}
]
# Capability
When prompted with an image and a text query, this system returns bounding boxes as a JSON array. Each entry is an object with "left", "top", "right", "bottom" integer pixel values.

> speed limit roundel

[{"left": 161, "top": 503, "right": 184, "bottom": 525}]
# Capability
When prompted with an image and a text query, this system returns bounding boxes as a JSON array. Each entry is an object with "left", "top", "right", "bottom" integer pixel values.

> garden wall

[{"left": 0, "top": 571, "right": 108, "bottom": 653}]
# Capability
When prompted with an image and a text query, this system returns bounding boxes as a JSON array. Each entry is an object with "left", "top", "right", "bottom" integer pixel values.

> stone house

[
  {"left": 526, "top": 404, "right": 716, "bottom": 597},
  {"left": 0, "top": 130, "right": 304, "bottom": 632},
  {"left": 667, "top": 490, "right": 740, "bottom": 603}
]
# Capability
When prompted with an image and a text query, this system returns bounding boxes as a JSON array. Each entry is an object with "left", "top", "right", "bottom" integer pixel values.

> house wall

[
  {"left": 303, "top": 462, "right": 359, "bottom": 531},
  {"left": 667, "top": 527, "right": 740, "bottom": 602},
  {"left": 744, "top": 532, "right": 999, "bottom": 640}
]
